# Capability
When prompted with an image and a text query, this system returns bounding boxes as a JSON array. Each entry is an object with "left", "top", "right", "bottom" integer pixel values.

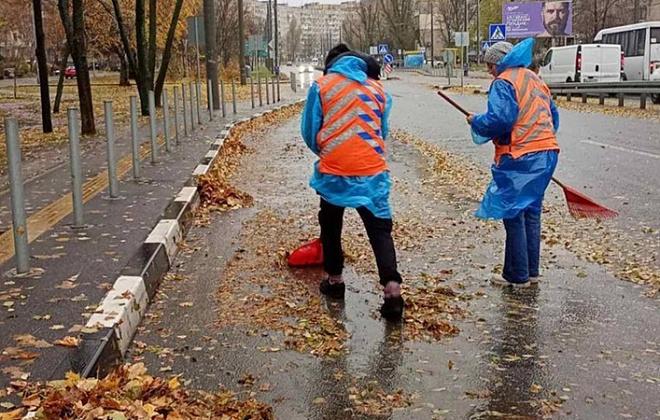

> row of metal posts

[{"left": 4, "top": 74, "right": 282, "bottom": 276}]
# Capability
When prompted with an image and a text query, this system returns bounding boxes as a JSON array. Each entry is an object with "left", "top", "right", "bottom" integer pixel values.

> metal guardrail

[{"left": 547, "top": 81, "right": 660, "bottom": 108}]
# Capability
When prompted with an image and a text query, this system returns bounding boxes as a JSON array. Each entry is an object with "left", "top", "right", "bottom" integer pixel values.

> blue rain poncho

[
  {"left": 301, "top": 56, "right": 394, "bottom": 219},
  {"left": 471, "top": 38, "right": 560, "bottom": 220}
]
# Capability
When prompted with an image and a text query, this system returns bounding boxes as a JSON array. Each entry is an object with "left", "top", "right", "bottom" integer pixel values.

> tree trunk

[
  {"left": 53, "top": 48, "right": 68, "bottom": 114},
  {"left": 119, "top": 53, "right": 130, "bottom": 86},
  {"left": 238, "top": 0, "right": 246, "bottom": 84},
  {"left": 136, "top": 0, "right": 152, "bottom": 115},
  {"left": 58, "top": 0, "right": 96, "bottom": 135},
  {"left": 154, "top": 0, "right": 185, "bottom": 107},
  {"left": 33, "top": 0, "right": 53, "bottom": 133},
  {"left": 203, "top": 0, "right": 219, "bottom": 109},
  {"left": 148, "top": 0, "right": 157, "bottom": 81}
]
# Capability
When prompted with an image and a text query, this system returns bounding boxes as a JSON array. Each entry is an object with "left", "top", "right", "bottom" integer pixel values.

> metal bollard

[
  {"left": 130, "top": 96, "right": 140, "bottom": 179},
  {"left": 190, "top": 82, "right": 196, "bottom": 129},
  {"left": 272, "top": 77, "right": 276, "bottom": 103},
  {"left": 104, "top": 101, "right": 119, "bottom": 198},
  {"left": 196, "top": 81, "right": 202, "bottom": 125},
  {"left": 618, "top": 93, "right": 625, "bottom": 107},
  {"left": 4, "top": 118, "right": 29, "bottom": 273},
  {"left": 148, "top": 91, "right": 158, "bottom": 163},
  {"left": 266, "top": 77, "right": 270, "bottom": 105},
  {"left": 173, "top": 86, "right": 180, "bottom": 144},
  {"left": 258, "top": 76, "right": 263, "bottom": 107},
  {"left": 232, "top": 80, "right": 237, "bottom": 114},
  {"left": 250, "top": 77, "right": 255, "bottom": 109},
  {"left": 220, "top": 82, "right": 227, "bottom": 117},
  {"left": 640, "top": 93, "right": 647, "bottom": 110},
  {"left": 68, "top": 109, "right": 84, "bottom": 228},
  {"left": 599, "top": 93, "right": 605, "bottom": 106},
  {"left": 182, "top": 84, "right": 189, "bottom": 136},
  {"left": 207, "top": 79, "right": 214, "bottom": 121},
  {"left": 582, "top": 93, "right": 588, "bottom": 104},
  {"left": 163, "top": 89, "right": 171, "bottom": 152},
  {"left": 277, "top": 75, "right": 281, "bottom": 102}
]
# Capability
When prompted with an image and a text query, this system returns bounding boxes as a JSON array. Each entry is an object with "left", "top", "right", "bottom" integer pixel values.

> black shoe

[
  {"left": 380, "top": 296, "right": 404, "bottom": 322},
  {"left": 320, "top": 278, "right": 345, "bottom": 299}
]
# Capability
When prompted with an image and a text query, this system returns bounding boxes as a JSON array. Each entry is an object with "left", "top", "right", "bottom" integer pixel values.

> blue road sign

[
  {"left": 481, "top": 41, "right": 492, "bottom": 50},
  {"left": 378, "top": 44, "right": 389, "bottom": 55},
  {"left": 383, "top": 53, "right": 394, "bottom": 64},
  {"left": 489, "top": 24, "right": 506, "bottom": 41}
]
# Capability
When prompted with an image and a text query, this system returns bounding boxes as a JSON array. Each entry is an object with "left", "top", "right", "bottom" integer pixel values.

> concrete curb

[{"left": 78, "top": 99, "right": 306, "bottom": 379}]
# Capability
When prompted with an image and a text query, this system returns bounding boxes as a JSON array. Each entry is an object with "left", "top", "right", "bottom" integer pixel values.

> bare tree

[
  {"left": 342, "top": 0, "right": 385, "bottom": 52},
  {"left": 33, "top": 0, "right": 53, "bottom": 133},
  {"left": 435, "top": 0, "right": 478, "bottom": 47},
  {"left": 286, "top": 16, "right": 302, "bottom": 60},
  {"left": 378, "top": 0, "right": 418, "bottom": 50},
  {"left": 58, "top": 0, "right": 96, "bottom": 135},
  {"left": 572, "top": 0, "right": 633, "bottom": 41}
]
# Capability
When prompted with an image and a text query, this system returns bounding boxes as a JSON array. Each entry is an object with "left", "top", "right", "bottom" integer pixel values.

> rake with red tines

[{"left": 436, "top": 90, "right": 619, "bottom": 220}]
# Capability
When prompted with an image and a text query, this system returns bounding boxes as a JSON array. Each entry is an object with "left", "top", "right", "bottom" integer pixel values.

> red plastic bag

[{"left": 288, "top": 238, "right": 324, "bottom": 267}]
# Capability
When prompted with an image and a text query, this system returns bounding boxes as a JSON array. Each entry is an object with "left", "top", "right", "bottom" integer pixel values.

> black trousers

[{"left": 318, "top": 199, "right": 403, "bottom": 286}]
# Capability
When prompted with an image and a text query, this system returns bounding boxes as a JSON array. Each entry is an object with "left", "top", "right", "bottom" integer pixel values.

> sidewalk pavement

[
  {"left": 125, "top": 114, "right": 660, "bottom": 419},
  {"left": 0, "top": 83, "right": 306, "bottom": 391}
]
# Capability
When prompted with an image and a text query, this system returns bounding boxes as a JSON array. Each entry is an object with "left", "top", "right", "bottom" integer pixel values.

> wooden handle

[{"left": 436, "top": 90, "right": 471, "bottom": 117}]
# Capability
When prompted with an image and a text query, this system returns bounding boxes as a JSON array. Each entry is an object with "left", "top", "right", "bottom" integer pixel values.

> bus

[{"left": 595, "top": 22, "right": 660, "bottom": 81}]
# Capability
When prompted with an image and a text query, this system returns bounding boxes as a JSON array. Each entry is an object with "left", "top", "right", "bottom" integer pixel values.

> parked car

[
  {"left": 65, "top": 66, "right": 77, "bottom": 79},
  {"left": 539, "top": 44, "right": 622, "bottom": 84}
]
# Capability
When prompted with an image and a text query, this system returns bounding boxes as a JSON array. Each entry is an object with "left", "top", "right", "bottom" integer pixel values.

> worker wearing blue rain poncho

[
  {"left": 467, "top": 38, "right": 561, "bottom": 287},
  {"left": 300, "top": 44, "right": 404, "bottom": 321}
]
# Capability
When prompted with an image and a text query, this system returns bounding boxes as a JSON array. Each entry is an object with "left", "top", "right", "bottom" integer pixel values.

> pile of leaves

[
  {"left": 348, "top": 381, "right": 416, "bottom": 416},
  {"left": 0, "top": 363, "right": 273, "bottom": 420},
  {"left": 393, "top": 130, "right": 488, "bottom": 202},
  {"left": 402, "top": 285, "right": 463, "bottom": 341},
  {"left": 215, "top": 211, "right": 350, "bottom": 357},
  {"left": 197, "top": 132, "right": 254, "bottom": 213},
  {"left": 197, "top": 103, "right": 304, "bottom": 220}
]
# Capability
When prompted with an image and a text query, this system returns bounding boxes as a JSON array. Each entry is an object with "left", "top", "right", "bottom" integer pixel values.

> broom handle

[
  {"left": 436, "top": 90, "right": 564, "bottom": 188},
  {"left": 437, "top": 91, "right": 471, "bottom": 117}
]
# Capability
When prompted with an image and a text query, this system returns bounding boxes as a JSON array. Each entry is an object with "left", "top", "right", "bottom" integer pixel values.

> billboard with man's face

[{"left": 503, "top": 1, "right": 573, "bottom": 38}]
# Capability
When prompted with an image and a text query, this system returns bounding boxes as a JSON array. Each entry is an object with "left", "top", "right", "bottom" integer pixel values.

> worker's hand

[{"left": 466, "top": 114, "right": 474, "bottom": 125}]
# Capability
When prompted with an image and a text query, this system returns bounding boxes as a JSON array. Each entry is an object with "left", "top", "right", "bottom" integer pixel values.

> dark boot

[
  {"left": 380, "top": 296, "right": 404, "bottom": 321},
  {"left": 320, "top": 277, "right": 345, "bottom": 299}
]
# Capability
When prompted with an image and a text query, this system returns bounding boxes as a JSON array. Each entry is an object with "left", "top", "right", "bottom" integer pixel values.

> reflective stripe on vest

[
  {"left": 316, "top": 73, "right": 388, "bottom": 176},
  {"left": 494, "top": 67, "right": 559, "bottom": 164}
]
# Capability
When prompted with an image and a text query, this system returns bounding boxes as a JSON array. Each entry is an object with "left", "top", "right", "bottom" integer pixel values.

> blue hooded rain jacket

[
  {"left": 471, "top": 38, "right": 560, "bottom": 220},
  {"left": 301, "top": 56, "right": 394, "bottom": 219}
]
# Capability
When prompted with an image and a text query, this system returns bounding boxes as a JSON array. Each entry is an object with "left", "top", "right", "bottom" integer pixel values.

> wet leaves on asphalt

[{"left": 0, "top": 363, "right": 274, "bottom": 419}]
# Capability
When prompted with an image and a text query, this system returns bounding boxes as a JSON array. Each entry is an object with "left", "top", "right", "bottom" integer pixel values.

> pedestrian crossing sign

[
  {"left": 489, "top": 24, "right": 506, "bottom": 42},
  {"left": 378, "top": 44, "right": 389, "bottom": 55}
]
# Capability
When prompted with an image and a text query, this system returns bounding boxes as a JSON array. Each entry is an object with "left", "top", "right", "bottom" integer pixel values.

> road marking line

[
  {"left": 0, "top": 137, "right": 165, "bottom": 266},
  {"left": 581, "top": 140, "right": 660, "bottom": 159}
]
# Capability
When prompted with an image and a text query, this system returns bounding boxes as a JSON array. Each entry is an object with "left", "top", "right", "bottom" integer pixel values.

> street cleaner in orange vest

[
  {"left": 466, "top": 39, "right": 560, "bottom": 288},
  {"left": 301, "top": 44, "right": 404, "bottom": 321}
]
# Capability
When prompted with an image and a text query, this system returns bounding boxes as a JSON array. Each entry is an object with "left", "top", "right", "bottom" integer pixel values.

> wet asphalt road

[
  {"left": 128, "top": 96, "right": 660, "bottom": 419},
  {"left": 387, "top": 73, "right": 660, "bottom": 238}
]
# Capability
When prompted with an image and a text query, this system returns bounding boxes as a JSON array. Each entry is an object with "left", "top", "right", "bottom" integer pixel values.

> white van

[{"left": 539, "top": 44, "right": 622, "bottom": 84}]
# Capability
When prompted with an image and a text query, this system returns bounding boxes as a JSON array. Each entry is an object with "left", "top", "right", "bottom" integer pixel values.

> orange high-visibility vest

[
  {"left": 493, "top": 67, "right": 560, "bottom": 165},
  {"left": 316, "top": 73, "right": 388, "bottom": 177}
]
